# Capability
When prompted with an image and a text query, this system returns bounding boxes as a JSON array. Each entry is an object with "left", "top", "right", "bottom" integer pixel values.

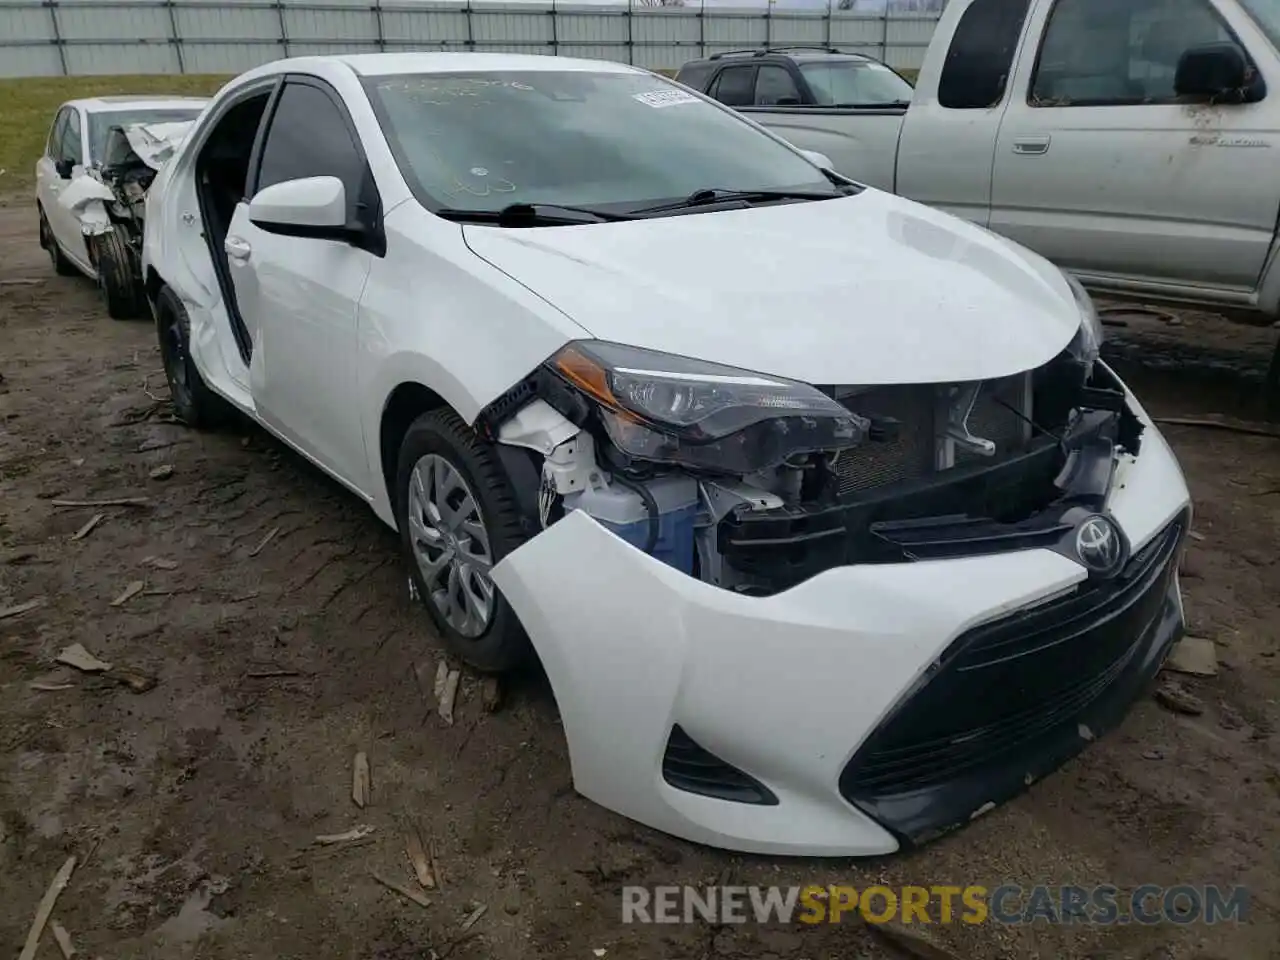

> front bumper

[{"left": 490, "top": 400, "right": 1191, "bottom": 857}]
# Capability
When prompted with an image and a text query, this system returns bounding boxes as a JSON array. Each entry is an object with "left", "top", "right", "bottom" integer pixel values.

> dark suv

[{"left": 674, "top": 47, "right": 914, "bottom": 110}]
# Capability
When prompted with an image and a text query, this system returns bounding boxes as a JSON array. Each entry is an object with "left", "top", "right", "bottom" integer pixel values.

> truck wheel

[
  {"left": 94, "top": 232, "right": 143, "bottom": 320},
  {"left": 155, "top": 284, "right": 230, "bottom": 429},
  {"left": 39, "top": 207, "right": 78, "bottom": 277},
  {"left": 396, "top": 408, "right": 533, "bottom": 673}
]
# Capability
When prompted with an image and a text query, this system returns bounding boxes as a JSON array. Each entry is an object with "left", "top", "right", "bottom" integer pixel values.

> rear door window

[{"left": 711, "top": 65, "right": 758, "bottom": 107}]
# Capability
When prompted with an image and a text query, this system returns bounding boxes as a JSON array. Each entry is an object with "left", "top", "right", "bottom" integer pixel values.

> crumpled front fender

[{"left": 58, "top": 175, "right": 116, "bottom": 236}]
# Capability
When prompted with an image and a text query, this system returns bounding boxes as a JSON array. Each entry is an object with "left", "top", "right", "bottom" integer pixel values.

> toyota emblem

[{"left": 1074, "top": 515, "right": 1123, "bottom": 575}]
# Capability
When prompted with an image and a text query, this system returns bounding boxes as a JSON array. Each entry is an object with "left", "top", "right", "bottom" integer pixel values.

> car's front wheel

[
  {"left": 39, "top": 207, "right": 77, "bottom": 277},
  {"left": 396, "top": 409, "right": 532, "bottom": 673},
  {"left": 155, "top": 284, "right": 230, "bottom": 429},
  {"left": 93, "top": 232, "right": 143, "bottom": 320}
]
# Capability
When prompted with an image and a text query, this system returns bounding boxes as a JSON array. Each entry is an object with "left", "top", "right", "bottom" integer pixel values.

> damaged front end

[
  {"left": 479, "top": 315, "right": 1189, "bottom": 854},
  {"left": 58, "top": 120, "right": 194, "bottom": 311},
  {"left": 482, "top": 331, "right": 1144, "bottom": 596}
]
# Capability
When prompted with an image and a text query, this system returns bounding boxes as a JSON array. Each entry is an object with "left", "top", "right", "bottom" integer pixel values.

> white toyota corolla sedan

[{"left": 142, "top": 52, "right": 1192, "bottom": 857}]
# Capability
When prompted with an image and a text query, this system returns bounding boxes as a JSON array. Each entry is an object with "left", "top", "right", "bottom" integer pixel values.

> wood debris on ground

[
  {"left": 0, "top": 597, "right": 46, "bottom": 620},
  {"left": 50, "top": 497, "right": 149, "bottom": 508},
  {"left": 30, "top": 675, "right": 76, "bottom": 692},
  {"left": 866, "top": 918, "right": 965, "bottom": 960},
  {"left": 1164, "top": 636, "right": 1219, "bottom": 677},
  {"left": 51, "top": 920, "right": 75, "bottom": 959},
  {"left": 149, "top": 464, "right": 175, "bottom": 480},
  {"left": 110, "top": 580, "right": 145, "bottom": 607},
  {"left": 459, "top": 903, "right": 487, "bottom": 932},
  {"left": 18, "top": 855, "right": 77, "bottom": 960},
  {"left": 69, "top": 513, "right": 105, "bottom": 541},
  {"left": 55, "top": 644, "right": 113, "bottom": 673},
  {"left": 352, "top": 751, "right": 371, "bottom": 808},
  {"left": 248, "top": 526, "right": 280, "bottom": 557},
  {"left": 370, "top": 870, "right": 433, "bottom": 909},
  {"left": 315, "top": 824, "right": 375, "bottom": 845},
  {"left": 438, "top": 668, "right": 461, "bottom": 726},
  {"left": 1154, "top": 680, "right": 1205, "bottom": 716},
  {"left": 404, "top": 821, "right": 436, "bottom": 889},
  {"left": 110, "top": 666, "right": 159, "bottom": 694},
  {"left": 142, "top": 556, "right": 179, "bottom": 570},
  {"left": 433, "top": 661, "right": 449, "bottom": 700}
]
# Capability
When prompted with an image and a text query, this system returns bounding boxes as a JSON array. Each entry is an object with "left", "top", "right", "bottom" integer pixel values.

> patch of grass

[{"left": 0, "top": 74, "right": 230, "bottom": 195}]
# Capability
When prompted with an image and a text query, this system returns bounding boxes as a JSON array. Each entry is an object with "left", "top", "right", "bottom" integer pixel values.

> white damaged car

[{"left": 142, "top": 53, "right": 1192, "bottom": 857}]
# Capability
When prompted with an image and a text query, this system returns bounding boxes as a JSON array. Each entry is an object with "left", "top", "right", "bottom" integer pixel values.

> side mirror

[
  {"left": 1174, "top": 41, "right": 1256, "bottom": 102},
  {"left": 248, "top": 175, "right": 369, "bottom": 247},
  {"left": 799, "top": 149, "right": 834, "bottom": 170},
  {"left": 54, "top": 158, "right": 75, "bottom": 179}
]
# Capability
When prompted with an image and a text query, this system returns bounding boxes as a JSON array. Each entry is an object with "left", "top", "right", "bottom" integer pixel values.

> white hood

[
  {"left": 463, "top": 189, "right": 1081, "bottom": 385},
  {"left": 123, "top": 120, "right": 197, "bottom": 170}
]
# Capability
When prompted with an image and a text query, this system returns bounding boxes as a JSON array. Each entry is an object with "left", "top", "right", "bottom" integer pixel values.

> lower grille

[
  {"left": 662, "top": 726, "right": 778, "bottom": 805},
  {"left": 840, "top": 512, "right": 1186, "bottom": 802}
]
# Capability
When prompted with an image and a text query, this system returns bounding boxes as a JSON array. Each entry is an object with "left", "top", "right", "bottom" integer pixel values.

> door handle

[
  {"left": 224, "top": 235, "right": 252, "bottom": 261},
  {"left": 1012, "top": 136, "right": 1052, "bottom": 156}
]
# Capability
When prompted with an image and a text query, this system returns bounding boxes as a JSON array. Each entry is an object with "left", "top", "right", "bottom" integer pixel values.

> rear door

[
  {"left": 35, "top": 108, "right": 68, "bottom": 230},
  {"left": 895, "top": 0, "right": 1035, "bottom": 224},
  {"left": 990, "top": 0, "right": 1280, "bottom": 292},
  {"left": 225, "top": 77, "right": 376, "bottom": 490},
  {"left": 43, "top": 108, "right": 91, "bottom": 268}
]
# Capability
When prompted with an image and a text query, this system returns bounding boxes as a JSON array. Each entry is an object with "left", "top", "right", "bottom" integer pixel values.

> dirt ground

[{"left": 2, "top": 198, "right": 1279, "bottom": 960}]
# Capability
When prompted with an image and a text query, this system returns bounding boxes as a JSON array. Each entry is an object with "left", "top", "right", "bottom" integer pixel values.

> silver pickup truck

[{"left": 678, "top": 0, "right": 1280, "bottom": 326}]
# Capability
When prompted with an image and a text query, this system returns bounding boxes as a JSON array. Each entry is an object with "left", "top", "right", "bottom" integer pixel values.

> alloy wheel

[{"left": 407, "top": 453, "right": 496, "bottom": 639}]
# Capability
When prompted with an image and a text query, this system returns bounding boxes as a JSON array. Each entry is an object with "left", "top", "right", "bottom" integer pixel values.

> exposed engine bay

[
  {"left": 482, "top": 338, "right": 1145, "bottom": 596},
  {"left": 57, "top": 120, "right": 195, "bottom": 291}
]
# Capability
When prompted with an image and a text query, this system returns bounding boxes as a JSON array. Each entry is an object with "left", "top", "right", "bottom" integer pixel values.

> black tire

[
  {"left": 38, "top": 207, "right": 78, "bottom": 277},
  {"left": 155, "top": 284, "right": 230, "bottom": 429},
  {"left": 93, "top": 232, "right": 143, "bottom": 320},
  {"left": 396, "top": 408, "right": 532, "bottom": 673}
]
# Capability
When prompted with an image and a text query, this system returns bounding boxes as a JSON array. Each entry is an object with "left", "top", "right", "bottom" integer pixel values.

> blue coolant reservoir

[{"left": 563, "top": 477, "right": 698, "bottom": 574}]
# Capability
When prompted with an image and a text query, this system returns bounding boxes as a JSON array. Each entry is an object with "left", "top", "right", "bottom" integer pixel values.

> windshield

[
  {"left": 1239, "top": 0, "right": 1280, "bottom": 50},
  {"left": 366, "top": 70, "right": 836, "bottom": 214},
  {"left": 88, "top": 108, "right": 203, "bottom": 163},
  {"left": 799, "top": 61, "right": 913, "bottom": 106}
]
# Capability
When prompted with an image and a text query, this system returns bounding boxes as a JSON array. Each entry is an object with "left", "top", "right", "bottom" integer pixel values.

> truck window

[
  {"left": 754, "top": 65, "right": 802, "bottom": 106},
  {"left": 938, "top": 0, "right": 1033, "bottom": 109},
  {"left": 711, "top": 65, "right": 757, "bottom": 107},
  {"left": 1030, "top": 0, "right": 1243, "bottom": 106}
]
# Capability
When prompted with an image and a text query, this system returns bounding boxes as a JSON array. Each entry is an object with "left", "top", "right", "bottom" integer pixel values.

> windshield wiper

[
  {"left": 628, "top": 187, "right": 845, "bottom": 216},
  {"left": 435, "top": 202, "right": 633, "bottom": 226}
]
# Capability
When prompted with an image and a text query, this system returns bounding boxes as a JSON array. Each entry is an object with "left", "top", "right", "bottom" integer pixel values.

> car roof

[
  {"left": 687, "top": 49, "right": 876, "bottom": 67},
  {"left": 63, "top": 95, "right": 209, "bottom": 114},
  {"left": 334, "top": 51, "right": 644, "bottom": 77}
]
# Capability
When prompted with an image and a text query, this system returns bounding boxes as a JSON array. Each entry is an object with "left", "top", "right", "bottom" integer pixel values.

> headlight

[
  {"left": 1063, "top": 270, "right": 1103, "bottom": 365},
  {"left": 546, "top": 341, "right": 868, "bottom": 473}
]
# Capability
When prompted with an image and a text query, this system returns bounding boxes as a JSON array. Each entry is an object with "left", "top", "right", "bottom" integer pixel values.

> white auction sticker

[{"left": 633, "top": 89, "right": 698, "bottom": 108}]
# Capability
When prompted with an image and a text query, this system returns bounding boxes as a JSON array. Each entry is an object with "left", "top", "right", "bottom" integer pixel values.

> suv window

[
  {"left": 754, "top": 64, "right": 802, "bottom": 105},
  {"left": 1031, "top": 0, "right": 1240, "bottom": 105},
  {"left": 674, "top": 62, "right": 715, "bottom": 92},
  {"left": 60, "top": 108, "right": 83, "bottom": 165},
  {"left": 711, "top": 65, "right": 757, "bottom": 107},
  {"left": 255, "top": 80, "right": 365, "bottom": 216},
  {"left": 938, "top": 0, "right": 1033, "bottom": 109}
]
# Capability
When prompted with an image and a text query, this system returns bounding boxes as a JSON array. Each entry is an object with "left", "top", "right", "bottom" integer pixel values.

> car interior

[{"left": 193, "top": 91, "right": 272, "bottom": 362}]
